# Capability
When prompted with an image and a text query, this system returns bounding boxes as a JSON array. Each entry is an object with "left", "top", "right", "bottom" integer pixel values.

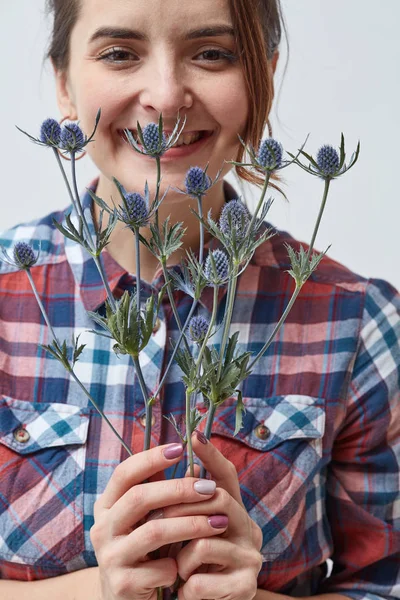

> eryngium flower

[
  {"left": 219, "top": 200, "right": 250, "bottom": 241},
  {"left": 121, "top": 193, "right": 149, "bottom": 228},
  {"left": 204, "top": 249, "right": 229, "bottom": 285},
  {"left": 142, "top": 123, "right": 167, "bottom": 154},
  {"left": 60, "top": 123, "right": 86, "bottom": 152},
  {"left": 40, "top": 118, "right": 61, "bottom": 145},
  {"left": 257, "top": 138, "right": 283, "bottom": 170},
  {"left": 185, "top": 166, "right": 212, "bottom": 197},
  {"left": 316, "top": 145, "right": 340, "bottom": 176},
  {"left": 189, "top": 315, "right": 209, "bottom": 343},
  {"left": 13, "top": 242, "right": 38, "bottom": 269}
]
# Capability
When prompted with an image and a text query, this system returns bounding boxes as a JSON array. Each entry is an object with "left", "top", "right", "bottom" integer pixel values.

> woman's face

[{"left": 56, "top": 0, "right": 249, "bottom": 195}]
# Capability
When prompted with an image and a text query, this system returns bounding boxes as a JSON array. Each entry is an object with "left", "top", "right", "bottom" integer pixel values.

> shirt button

[
  {"left": 139, "top": 414, "right": 156, "bottom": 427},
  {"left": 152, "top": 317, "right": 161, "bottom": 334},
  {"left": 254, "top": 424, "right": 270, "bottom": 440},
  {"left": 13, "top": 427, "right": 30, "bottom": 443}
]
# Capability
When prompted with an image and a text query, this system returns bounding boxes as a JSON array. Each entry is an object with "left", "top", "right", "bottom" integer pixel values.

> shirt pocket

[
  {"left": 0, "top": 396, "right": 90, "bottom": 570},
  {"left": 200, "top": 394, "right": 326, "bottom": 561}
]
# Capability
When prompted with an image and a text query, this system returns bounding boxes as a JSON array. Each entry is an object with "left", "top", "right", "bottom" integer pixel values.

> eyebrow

[{"left": 88, "top": 25, "right": 235, "bottom": 44}]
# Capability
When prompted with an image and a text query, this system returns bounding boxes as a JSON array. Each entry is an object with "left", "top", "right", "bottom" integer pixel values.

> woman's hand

[
  {"left": 162, "top": 431, "right": 264, "bottom": 600},
  {"left": 89, "top": 442, "right": 229, "bottom": 600}
]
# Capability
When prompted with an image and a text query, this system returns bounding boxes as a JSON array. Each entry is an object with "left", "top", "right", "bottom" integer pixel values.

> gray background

[{"left": 1, "top": 1, "right": 399, "bottom": 288}]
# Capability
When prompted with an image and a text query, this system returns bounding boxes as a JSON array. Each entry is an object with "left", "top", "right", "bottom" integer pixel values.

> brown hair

[{"left": 46, "top": 0, "right": 286, "bottom": 188}]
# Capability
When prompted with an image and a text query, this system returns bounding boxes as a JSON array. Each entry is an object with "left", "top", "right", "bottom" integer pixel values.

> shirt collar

[{"left": 64, "top": 179, "right": 238, "bottom": 313}]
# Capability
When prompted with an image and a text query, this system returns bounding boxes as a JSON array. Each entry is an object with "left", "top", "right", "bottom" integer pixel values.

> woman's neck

[{"left": 93, "top": 175, "right": 227, "bottom": 283}]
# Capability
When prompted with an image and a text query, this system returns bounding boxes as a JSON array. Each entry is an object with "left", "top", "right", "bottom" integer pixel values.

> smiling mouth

[{"left": 118, "top": 129, "right": 212, "bottom": 148}]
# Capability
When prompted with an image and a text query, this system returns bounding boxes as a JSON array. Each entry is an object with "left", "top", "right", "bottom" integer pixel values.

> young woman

[{"left": 0, "top": 1, "right": 399, "bottom": 599}]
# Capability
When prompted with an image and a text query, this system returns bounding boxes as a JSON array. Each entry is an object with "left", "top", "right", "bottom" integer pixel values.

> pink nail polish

[
  {"left": 195, "top": 430, "right": 208, "bottom": 445},
  {"left": 208, "top": 515, "right": 228, "bottom": 529},
  {"left": 163, "top": 443, "right": 184, "bottom": 459}
]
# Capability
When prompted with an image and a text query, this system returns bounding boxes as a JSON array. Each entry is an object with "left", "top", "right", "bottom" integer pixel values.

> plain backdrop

[{"left": 1, "top": 1, "right": 399, "bottom": 288}]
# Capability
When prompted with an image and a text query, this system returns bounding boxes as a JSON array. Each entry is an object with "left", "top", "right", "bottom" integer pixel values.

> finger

[
  {"left": 191, "top": 431, "right": 244, "bottom": 506},
  {"left": 185, "top": 463, "right": 201, "bottom": 478},
  {"left": 178, "top": 570, "right": 256, "bottom": 600},
  {"left": 116, "top": 558, "right": 178, "bottom": 592},
  {"left": 161, "top": 487, "right": 248, "bottom": 537},
  {"left": 118, "top": 515, "right": 229, "bottom": 564},
  {"left": 96, "top": 443, "right": 184, "bottom": 511},
  {"left": 110, "top": 478, "right": 218, "bottom": 536},
  {"left": 177, "top": 537, "right": 247, "bottom": 581}
]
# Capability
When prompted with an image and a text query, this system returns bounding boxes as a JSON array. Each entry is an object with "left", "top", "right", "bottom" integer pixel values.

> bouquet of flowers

[{"left": 0, "top": 111, "right": 359, "bottom": 598}]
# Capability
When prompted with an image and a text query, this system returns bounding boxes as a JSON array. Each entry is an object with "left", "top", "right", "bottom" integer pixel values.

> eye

[
  {"left": 96, "top": 47, "right": 139, "bottom": 64},
  {"left": 197, "top": 48, "right": 237, "bottom": 64}
]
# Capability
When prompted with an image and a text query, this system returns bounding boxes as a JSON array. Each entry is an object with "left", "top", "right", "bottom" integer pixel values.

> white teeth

[{"left": 173, "top": 132, "right": 202, "bottom": 147}]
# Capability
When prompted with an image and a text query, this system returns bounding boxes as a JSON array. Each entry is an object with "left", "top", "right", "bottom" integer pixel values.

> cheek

[{"left": 207, "top": 77, "right": 248, "bottom": 139}]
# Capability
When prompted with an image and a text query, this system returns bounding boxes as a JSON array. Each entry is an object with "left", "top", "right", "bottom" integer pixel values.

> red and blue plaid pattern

[{"left": 0, "top": 183, "right": 399, "bottom": 597}]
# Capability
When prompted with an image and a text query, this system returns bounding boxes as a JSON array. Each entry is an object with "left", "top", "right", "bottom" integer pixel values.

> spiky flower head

[
  {"left": 189, "top": 315, "right": 209, "bottom": 343},
  {"left": 142, "top": 123, "right": 167, "bottom": 154},
  {"left": 316, "top": 145, "right": 340, "bottom": 176},
  {"left": 59, "top": 122, "right": 86, "bottom": 152},
  {"left": 185, "top": 166, "right": 212, "bottom": 197},
  {"left": 40, "top": 118, "right": 61, "bottom": 146},
  {"left": 257, "top": 138, "right": 283, "bottom": 170},
  {"left": 219, "top": 199, "right": 250, "bottom": 241},
  {"left": 204, "top": 249, "right": 229, "bottom": 286},
  {"left": 121, "top": 192, "right": 149, "bottom": 228},
  {"left": 13, "top": 242, "right": 38, "bottom": 269}
]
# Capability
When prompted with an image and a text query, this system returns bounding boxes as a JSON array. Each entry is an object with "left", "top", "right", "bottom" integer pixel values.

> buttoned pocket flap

[
  {"left": 210, "top": 394, "right": 325, "bottom": 451},
  {"left": 0, "top": 397, "right": 90, "bottom": 455}
]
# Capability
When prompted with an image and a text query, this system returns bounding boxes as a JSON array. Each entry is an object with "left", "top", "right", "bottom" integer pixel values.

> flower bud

[
  {"left": 204, "top": 249, "right": 229, "bottom": 285},
  {"left": 189, "top": 316, "right": 209, "bottom": 343},
  {"left": 316, "top": 145, "right": 340, "bottom": 176},
  {"left": 185, "top": 166, "right": 212, "bottom": 197},
  {"left": 13, "top": 242, "right": 38, "bottom": 269},
  {"left": 219, "top": 199, "right": 250, "bottom": 241},
  {"left": 60, "top": 123, "right": 86, "bottom": 152},
  {"left": 122, "top": 192, "right": 149, "bottom": 227},
  {"left": 40, "top": 118, "right": 61, "bottom": 145},
  {"left": 142, "top": 123, "right": 167, "bottom": 154},
  {"left": 256, "top": 138, "right": 283, "bottom": 170}
]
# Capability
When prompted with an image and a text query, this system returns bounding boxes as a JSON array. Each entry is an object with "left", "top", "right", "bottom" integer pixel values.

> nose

[{"left": 138, "top": 57, "right": 193, "bottom": 119}]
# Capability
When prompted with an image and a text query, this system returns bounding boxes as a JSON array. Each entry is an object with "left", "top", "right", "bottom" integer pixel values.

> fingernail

[
  {"left": 208, "top": 515, "right": 228, "bottom": 529},
  {"left": 147, "top": 509, "right": 164, "bottom": 521},
  {"left": 195, "top": 430, "right": 208, "bottom": 444},
  {"left": 194, "top": 480, "right": 216, "bottom": 495},
  {"left": 163, "top": 443, "right": 184, "bottom": 459}
]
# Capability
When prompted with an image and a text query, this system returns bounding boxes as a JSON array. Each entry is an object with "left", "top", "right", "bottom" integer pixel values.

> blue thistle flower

[
  {"left": 13, "top": 242, "right": 38, "bottom": 269},
  {"left": 185, "top": 166, "right": 212, "bottom": 197},
  {"left": 316, "top": 145, "right": 340, "bottom": 176},
  {"left": 121, "top": 193, "right": 149, "bottom": 228},
  {"left": 40, "top": 118, "right": 61, "bottom": 146},
  {"left": 189, "top": 316, "right": 209, "bottom": 343},
  {"left": 142, "top": 123, "right": 167, "bottom": 154},
  {"left": 204, "top": 249, "right": 229, "bottom": 286},
  {"left": 60, "top": 122, "right": 86, "bottom": 152},
  {"left": 257, "top": 138, "right": 283, "bottom": 170},
  {"left": 219, "top": 200, "right": 250, "bottom": 241}
]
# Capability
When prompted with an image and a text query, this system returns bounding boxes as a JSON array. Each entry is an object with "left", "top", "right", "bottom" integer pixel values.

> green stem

[
  {"left": 134, "top": 228, "right": 141, "bottom": 315},
  {"left": 161, "top": 260, "right": 191, "bottom": 353},
  {"left": 70, "top": 152, "right": 95, "bottom": 248},
  {"left": 306, "top": 178, "right": 331, "bottom": 262},
  {"left": 197, "top": 196, "right": 204, "bottom": 265},
  {"left": 25, "top": 269, "right": 132, "bottom": 456},
  {"left": 199, "top": 403, "right": 217, "bottom": 479},
  {"left": 155, "top": 157, "right": 161, "bottom": 231},
  {"left": 216, "top": 267, "right": 238, "bottom": 381},
  {"left": 185, "top": 389, "right": 195, "bottom": 477},
  {"left": 247, "top": 172, "right": 271, "bottom": 234},
  {"left": 194, "top": 286, "right": 219, "bottom": 378},
  {"left": 153, "top": 298, "right": 198, "bottom": 399},
  {"left": 132, "top": 356, "right": 152, "bottom": 451}
]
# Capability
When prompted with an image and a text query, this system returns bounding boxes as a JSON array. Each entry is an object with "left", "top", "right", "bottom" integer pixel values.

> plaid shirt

[{"left": 0, "top": 182, "right": 399, "bottom": 598}]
